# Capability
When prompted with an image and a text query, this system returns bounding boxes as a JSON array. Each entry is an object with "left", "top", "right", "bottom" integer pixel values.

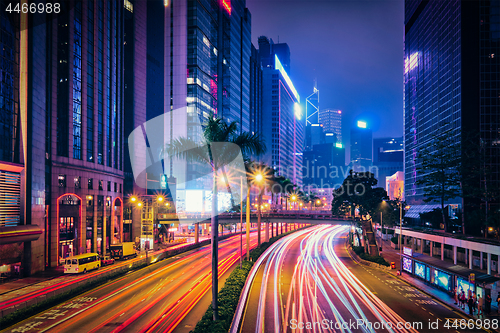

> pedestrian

[
  {"left": 461, "top": 291, "right": 466, "bottom": 309},
  {"left": 478, "top": 295, "right": 483, "bottom": 316},
  {"left": 486, "top": 294, "right": 492, "bottom": 314},
  {"left": 497, "top": 294, "right": 500, "bottom": 313},
  {"left": 468, "top": 296, "right": 475, "bottom": 315},
  {"left": 473, "top": 293, "right": 477, "bottom": 314},
  {"left": 454, "top": 288, "right": 458, "bottom": 304}
]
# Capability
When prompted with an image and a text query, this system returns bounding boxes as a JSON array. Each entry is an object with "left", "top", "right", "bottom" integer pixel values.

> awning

[
  {"left": 411, "top": 253, "right": 500, "bottom": 285},
  {"left": 405, "top": 204, "right": 442, "bottom": 219}
]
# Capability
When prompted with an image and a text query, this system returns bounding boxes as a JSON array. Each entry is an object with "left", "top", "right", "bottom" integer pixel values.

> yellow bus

[{"left": 64, "top": 253, "right": 100, "bottom": 274}]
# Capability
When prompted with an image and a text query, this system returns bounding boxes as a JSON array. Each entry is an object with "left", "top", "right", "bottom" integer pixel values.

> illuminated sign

[
  {"left": 160, "top": 174, "right": 167, "bottom": 189},
  {"left": 403, "top": 257, "right": 412, "bottom": 273},
  {"left": 294, "top": 103, "right": 302, "bottom": 120},
  {"left": 403, "top": 246, "right": 413, "bottom": 257},
  {"left": 222, "top": 0, "right": 231, "bottom": 14},
  {"left": 335, "top": 143, "right": 343, "bottom": 148},
  {"left": 415, "top": 262, "right": 425, "bottom": 279},
  {"left": 275, "top": 55, "right": 300, "bottom": 102},
  {"left": 357, "top": 121, "right": 367, "bottom": 128}
]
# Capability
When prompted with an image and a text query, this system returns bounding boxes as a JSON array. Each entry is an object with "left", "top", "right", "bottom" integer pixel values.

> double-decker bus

[{"left": 64, "top": 253, "right": 100, "bottom": 274}]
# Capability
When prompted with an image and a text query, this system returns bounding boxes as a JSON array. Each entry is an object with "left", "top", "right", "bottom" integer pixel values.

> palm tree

[{"left": 164, "top": 116, "right": 265, "bottom": 321}]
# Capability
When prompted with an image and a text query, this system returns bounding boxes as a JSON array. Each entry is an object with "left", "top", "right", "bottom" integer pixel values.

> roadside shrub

[
  {"left": 351, "top": 245, "right": 390, "bottom": 267},
  {"left": 191, "top": 226, "right": 310, "bottom": 333}
]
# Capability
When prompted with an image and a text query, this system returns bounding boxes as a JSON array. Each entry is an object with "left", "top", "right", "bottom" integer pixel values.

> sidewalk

[{"left": 377, "top": 237, "right": 500, "bottom": 320}]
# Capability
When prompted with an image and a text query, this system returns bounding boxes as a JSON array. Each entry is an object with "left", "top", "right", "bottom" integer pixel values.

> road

[
  {"left": 3, "top": 231, "right": 262, "bottom": 333},
  {"left": 239, "top": 225, "right": 486, "bottom": 333}
]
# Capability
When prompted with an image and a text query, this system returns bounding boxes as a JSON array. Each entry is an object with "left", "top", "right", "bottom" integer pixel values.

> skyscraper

[
  {"left": 0, "top": 0, "right": 126, "bottom": 274},
  {"left": 350, "top": 121, "right": 373, "bottom": 170},
  {"left": 319, "top": 109, "right": 342, "bottom": 144},
  {"left": 373, "top": 137, "right": 404, "bottom": 189},
  {"left": 404, "top": 0, "right": 500, "bottom": 209},
  {"left": 259, "top": 36, "right": 303, "bottom": 185},
  {"left": 0, "top": 8, "right": 46, "bottom": 275},
  {"left": 249, "top": 44, "right": 263, "bottom": 137},
  {"left": 124, "top": 0, "right": 253, "bottom": 213}
]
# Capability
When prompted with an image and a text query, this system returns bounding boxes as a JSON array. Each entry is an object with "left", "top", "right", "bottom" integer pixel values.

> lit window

[{"left": 58, "top": 175, "right": 66, "bottom": 187}]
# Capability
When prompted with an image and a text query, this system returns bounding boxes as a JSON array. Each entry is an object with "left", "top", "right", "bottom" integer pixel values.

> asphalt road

[
  {"left": 239, "top": 225, "right": 488, "bottom": 333},
  {"left": 3, "top": 231, "right": 262, "bottom": 333}
]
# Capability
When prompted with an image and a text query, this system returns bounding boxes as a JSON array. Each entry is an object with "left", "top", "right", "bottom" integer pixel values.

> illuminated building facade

[
  {"left": 319, "top": 109, "right": 342, "bottom": 144},
  {"left": 0, "top": 8, "right": 46, "bottom": 276},
  {"left": 404, "top": 0, "right": 500, "bottom": 207},
  {"left": 386, "top": 171, "right": 405, "bottom": 201},
  {"left": 249, "top": 44, "right": 263, "bottom": 138},
  {"left": 261, "top": 52, "right": 303, "bottom": 184},
  {"left": 0, "top": 1, "right": 125, "bottom": 274},
  {"left": 122, "top": 0, "right": 253, "bottom": 214},
  {"left": 373, "top": 137, "right": 403, "bottom": 188},
  {"left": 45, "top": 0, "right": 125, "bottom": 267},
  {"left": 350, "top": 121, "right": 372, "bottom": 170}
]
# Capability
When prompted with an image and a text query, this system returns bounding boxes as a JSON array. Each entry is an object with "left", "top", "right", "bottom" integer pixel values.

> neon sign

[
  {"left": 357, "top": 121, "right": 367, "bottom": 128},
  {"left": 275, "top": 55, "right": 300, "bottom": 102},
  {"left": 222, "top": 0, "right": 231, "bottom": 14}
]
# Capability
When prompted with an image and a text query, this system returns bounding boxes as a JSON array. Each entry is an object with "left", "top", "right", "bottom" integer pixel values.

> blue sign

[
  {"left": 457, "top": 277, "right": 473, "bottom": 296},
  {"left": 415, "top": 262, "right": 425, "bottom": 279},
  {"left": 434, "top": 270, "right": 450, "bottom": 291}
]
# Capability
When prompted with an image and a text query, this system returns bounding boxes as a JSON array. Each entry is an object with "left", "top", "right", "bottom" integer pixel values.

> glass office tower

[{"left": 404, "top": 0, "right": 499, "bottom": 208}]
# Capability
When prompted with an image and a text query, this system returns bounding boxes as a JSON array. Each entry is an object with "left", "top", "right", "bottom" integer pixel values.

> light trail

[
  {"left": 246, "top": 225, "right": 420, "bottom": 333},
  {"left": 6, "top": 231, "right": 262, "bottom": 333}
]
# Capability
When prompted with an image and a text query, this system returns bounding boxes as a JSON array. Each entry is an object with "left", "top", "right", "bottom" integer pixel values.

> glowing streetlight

[
  {"left": 255, "top": 173, "right": 263, "bottom": 182},
  {"left": 130, "top": 196, "right": 137, "bottom": 203},
  {"left": 165, "top": 202, "right": 170, "bottom": 207},
  {"left": 156, "top": 195, "right": 164, "bottom": 203},
  {"left": 137, "top": 202, "right": 143, "bottom": 207},
  {"left": 291, "top": 195, "right": 297, "bottom": 201}
]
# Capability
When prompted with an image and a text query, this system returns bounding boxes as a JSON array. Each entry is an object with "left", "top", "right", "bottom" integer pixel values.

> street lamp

[
  {"left": 399, "top": 200, "right": 403, "bottom": 275},
  {"left": 251, "top": 170, "right": 266, "bottom": 245}
]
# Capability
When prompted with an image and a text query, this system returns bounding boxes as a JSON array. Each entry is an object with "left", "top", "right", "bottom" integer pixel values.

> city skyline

[{"left": 247, "top": 0, "right": 405, "bottom": 145}]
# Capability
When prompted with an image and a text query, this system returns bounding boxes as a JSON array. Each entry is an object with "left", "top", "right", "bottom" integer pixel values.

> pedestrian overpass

[{"left": 161, "top": 212, "right": 353, "bottom": 226}]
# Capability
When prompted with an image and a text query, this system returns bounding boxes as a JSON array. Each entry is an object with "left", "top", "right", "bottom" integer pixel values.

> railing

[{"left": 162, "top": 211, "right": 354, "bottom": 222}]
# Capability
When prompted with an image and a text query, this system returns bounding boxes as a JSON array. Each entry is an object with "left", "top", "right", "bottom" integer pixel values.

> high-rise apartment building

[
  {"left": 319, "top": 109, "right": 342, "bottom": 144},
  {"left": 404, "top": 0, "right": 500, "bottom": 208}
]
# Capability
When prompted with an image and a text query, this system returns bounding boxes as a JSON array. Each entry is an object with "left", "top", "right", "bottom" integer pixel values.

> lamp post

[
  {"left": 240, "top": 176, "right": 243, "bottom": 269},
  {"left": 399, "top": 200, "right": 403, "bottom": 275}
]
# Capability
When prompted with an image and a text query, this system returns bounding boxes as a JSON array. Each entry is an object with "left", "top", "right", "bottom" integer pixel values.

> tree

[
  {"left": 460, "top": 133, "right": 500, "bottom": 237},
  {"left": 332, "top": 170, "right": 388, "bottom": 218},
  {"left": 416, "top": 129, "right": 461, "bottom": 232},
  {"left": 374, "top": 198, "right": 405, "bottom": 228},
  {"left": 164, "top": 116, "right": 265, "bottom": 321}
]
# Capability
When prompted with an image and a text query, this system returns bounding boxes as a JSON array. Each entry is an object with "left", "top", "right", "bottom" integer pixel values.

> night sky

[{"left": 246, "top": 0, "right": 405, "bottom": 155}]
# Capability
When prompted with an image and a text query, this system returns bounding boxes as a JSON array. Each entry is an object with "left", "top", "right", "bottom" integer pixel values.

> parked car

[{"left": 100, "top": 255, "right": 115, "bottom": 266}]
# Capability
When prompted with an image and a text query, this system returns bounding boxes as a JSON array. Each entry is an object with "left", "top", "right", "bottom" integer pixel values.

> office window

[
  {"left": 107, "top": 181, "right": 111, "bottom": 191},
  {"left": 58, "top": 175, "right": 66, "bottom": 187},
  {"left": 88, "top": 178, "right": 93, "bottom": 189},
  {"left": 99, "top": 180, "right": 103, "bottom": 191},
  {"left": 114, "top": 182, "right": 117, "bottom": 192}
]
